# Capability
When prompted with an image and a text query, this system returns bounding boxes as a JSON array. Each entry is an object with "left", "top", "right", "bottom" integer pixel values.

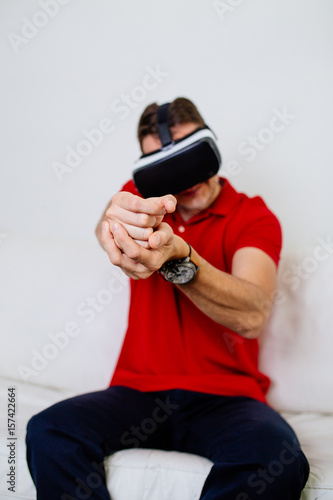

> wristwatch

[{"left": 158, "top": 243, "right": 199, "bottom": 285}]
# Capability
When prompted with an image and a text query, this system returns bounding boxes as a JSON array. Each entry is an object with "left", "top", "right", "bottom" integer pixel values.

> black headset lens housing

[{"left": 132, "top": 103, "right": 222, "bottom": 198}]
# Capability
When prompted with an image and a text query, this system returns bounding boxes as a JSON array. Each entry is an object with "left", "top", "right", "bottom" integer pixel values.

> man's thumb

[{"left": 161, "top": 195, "right": 177, "bottom": 213}]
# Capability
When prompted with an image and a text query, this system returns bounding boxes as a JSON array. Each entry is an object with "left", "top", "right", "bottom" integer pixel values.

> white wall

[{"left": 1, "top": 0, "right": 332, "bottom": 249}]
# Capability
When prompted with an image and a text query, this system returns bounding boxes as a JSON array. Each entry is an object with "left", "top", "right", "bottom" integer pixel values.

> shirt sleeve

[{"left": 226, "top": 196, "right": 282, "bottom": 268}]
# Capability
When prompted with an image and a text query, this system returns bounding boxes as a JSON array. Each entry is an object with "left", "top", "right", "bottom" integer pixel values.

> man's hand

[
  {"left": 100, "top": 220, "right": 189, "bottom": 280},
  {"left": 100, "top": 192, "right": 177, "bottom": 249}
]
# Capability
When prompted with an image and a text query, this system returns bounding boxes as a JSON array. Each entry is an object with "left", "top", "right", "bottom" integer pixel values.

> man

[{"left": 26, "top": 97, "right": 309, "bottom": 499}]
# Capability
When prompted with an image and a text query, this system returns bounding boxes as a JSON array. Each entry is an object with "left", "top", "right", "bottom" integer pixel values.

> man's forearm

[{"left": 178, "top": 247, "right": 274, "bottom": 339}]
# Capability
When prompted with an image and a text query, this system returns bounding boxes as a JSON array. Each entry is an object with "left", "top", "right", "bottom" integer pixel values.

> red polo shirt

[{"left": 110, "top": 178, "right": 282, "bottom": 402}]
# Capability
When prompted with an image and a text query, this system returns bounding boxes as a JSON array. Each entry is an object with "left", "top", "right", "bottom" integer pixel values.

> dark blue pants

[{"left": 26, "top": 386, "right": 309, "bottom": 500}]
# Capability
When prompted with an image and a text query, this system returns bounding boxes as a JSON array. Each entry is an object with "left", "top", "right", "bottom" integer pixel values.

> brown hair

[{"left": 137, "top": 97, "right": 206, "bottom": 149}]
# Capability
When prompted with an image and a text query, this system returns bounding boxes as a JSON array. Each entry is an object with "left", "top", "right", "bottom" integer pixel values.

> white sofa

[{"left": 0, "top": 233, "right": 332, "bottom": 500}]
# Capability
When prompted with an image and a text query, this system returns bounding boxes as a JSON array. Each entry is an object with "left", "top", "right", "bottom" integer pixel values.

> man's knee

[
  {"left": 245, "top": 438, "right": 309, "bottom": 497},
  {"left": 26, "top": 400, "right": 79, "bottom": 448},
  {"left": 27, "top": 407, "right": 48, "bottom": 435},
  {"left": 26, "top": 408, "right": 55, "bottom": 469},
  {"left": 27, "top": 406, "right": 56, "bottom": 450},
  {"left": 277, "top": 442, "right": 309, "bottom": 492}
]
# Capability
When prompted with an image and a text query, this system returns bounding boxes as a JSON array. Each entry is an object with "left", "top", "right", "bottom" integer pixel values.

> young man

[{"left": 26, "top": 97, "right": 309, "bottom": 499}]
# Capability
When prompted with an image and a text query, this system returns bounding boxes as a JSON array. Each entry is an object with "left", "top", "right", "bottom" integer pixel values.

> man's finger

[
  {"left": 159, "top": 195, "right": 177, "bottom": 214},
  {"left": 119, "top": 222, "right": 153, "bottom": 241},
  {"left": 152, "top": 215, "right": 164, "bottom": 229},
  {"left": 110, "top": 222, "right": 166, "bottom": 272},
  {"left": 148, "top": 222, "right": 173, "bottom": 249},
  {"left": 107, "top": 205, "right": 159, "bottom": 228},
  {"left": 134, "top": 239, "right": 151, "bottom": 249},
  {"left": 100, "top": 221, "right": 127, "bottom": 269},
  {"left": 103, "top": 222, "right": 151, "bottom": 278},
  {"left": 110, "top": 222, "right": 147, "bottom": 261},
  {"left": 115, "top": 192, "right": 170, "bottom": 216}
]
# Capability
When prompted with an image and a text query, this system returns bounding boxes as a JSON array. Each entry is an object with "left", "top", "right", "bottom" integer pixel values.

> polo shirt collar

[{"left": 206, "top": 178, "right": 243, "bottom": 216}]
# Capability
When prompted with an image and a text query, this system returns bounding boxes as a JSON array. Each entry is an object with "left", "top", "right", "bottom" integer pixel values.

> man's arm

[
  {"left": 179, "top": 245, "right": 277, "bottom": 339},
  {"left": 101, "top": 219, "right": 277, "bottom": 340}
]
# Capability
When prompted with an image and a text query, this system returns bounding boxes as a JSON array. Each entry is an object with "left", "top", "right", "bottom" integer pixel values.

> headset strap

[{"left": 157, "top": 103, "right": 173, "bottom": 149}]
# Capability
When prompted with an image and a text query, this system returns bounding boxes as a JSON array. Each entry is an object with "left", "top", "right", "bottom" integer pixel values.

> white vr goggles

[{"left": 132, "top": 103, "right": 222, "bottom": 198}]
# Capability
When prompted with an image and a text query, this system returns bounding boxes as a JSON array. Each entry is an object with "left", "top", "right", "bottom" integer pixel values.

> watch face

[{"left": 164, "top": 263, "right": 197, "bottom": 284}]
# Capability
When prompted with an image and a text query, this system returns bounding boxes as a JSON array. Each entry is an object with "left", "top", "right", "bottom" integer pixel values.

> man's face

[{"left": 141, "top": 122, "right": 221, "bottom": 218}]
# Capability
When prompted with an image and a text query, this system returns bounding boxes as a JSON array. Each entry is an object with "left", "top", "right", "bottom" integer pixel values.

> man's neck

[
  {"left": 176, "top": 180, "right": 222, "bottom": 222},
  {"left": 177, "top": 206, "right": 202, "bottom": 222}
]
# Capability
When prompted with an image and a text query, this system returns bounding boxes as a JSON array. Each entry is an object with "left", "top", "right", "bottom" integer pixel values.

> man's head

[
  {"left": 137, "top": 97, "right": 206, "bottom": 152},
  {"left": 134, "top": 97, "right": 222, "bottom": 219}
]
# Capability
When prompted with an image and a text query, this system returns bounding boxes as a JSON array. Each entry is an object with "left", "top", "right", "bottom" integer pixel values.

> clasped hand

[{"left": 100, "top": 191, "right": 182, "bottom": 280}]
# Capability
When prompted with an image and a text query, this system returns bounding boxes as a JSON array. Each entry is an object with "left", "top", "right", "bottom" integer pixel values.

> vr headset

[{"left": 132, "top": 103, "right": 222, "bottom": 198}]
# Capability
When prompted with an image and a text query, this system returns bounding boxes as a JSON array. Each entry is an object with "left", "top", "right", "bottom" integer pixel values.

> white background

[
  {"left": 1, "top": 5, "right": 333, "bottom": 495},
  {"left": 1, "top": 0, "right": 332, "bottom": 250}
]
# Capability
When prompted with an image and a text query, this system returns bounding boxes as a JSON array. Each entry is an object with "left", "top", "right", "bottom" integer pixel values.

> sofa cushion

[
  {"left": 259, "top": 246, "right": 333, "bottom": 412},
  {"left": 106, "top": 449, "right": 213, "bottom": 500},
  {"left": 0, "top": 379, "right": 332, "bottom": 500},
  {"left": 279, "top": 411, "right": 333, "bottom": 497}
]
